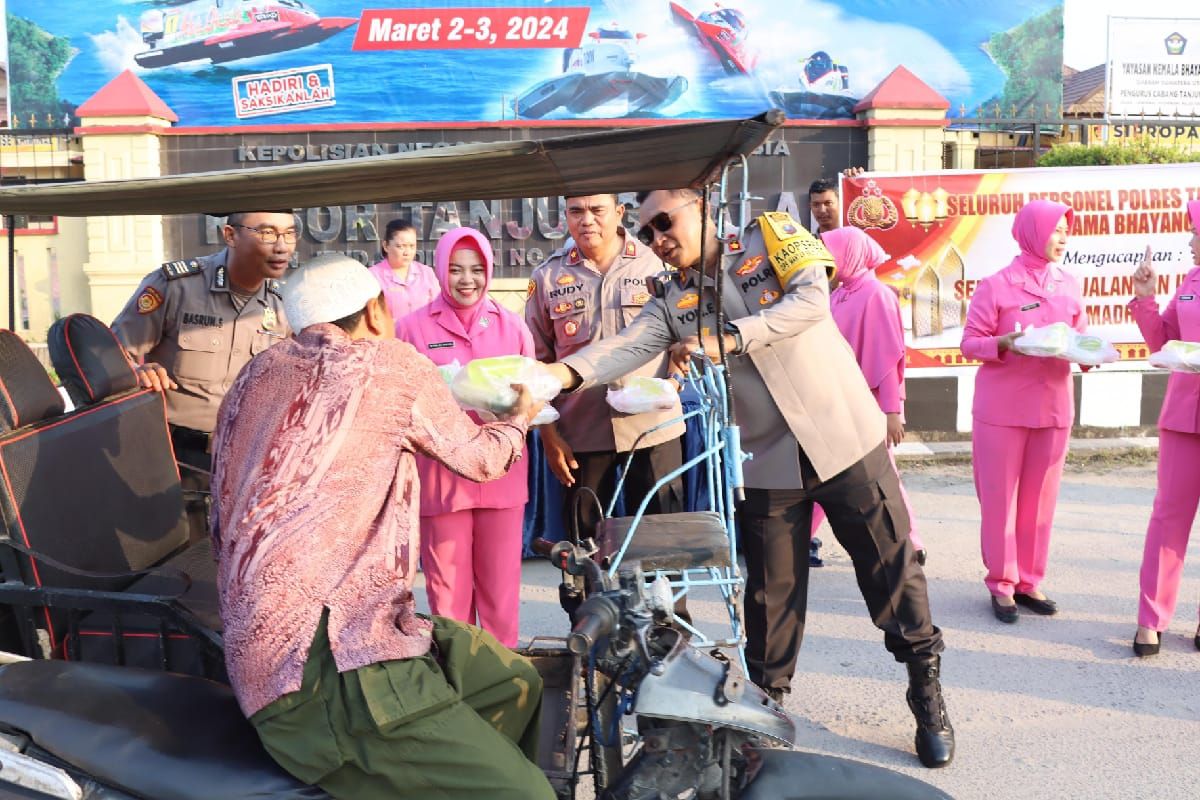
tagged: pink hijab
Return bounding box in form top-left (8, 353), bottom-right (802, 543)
top-left (1189, 199), bottom-right (1200, 232)
top-left (825, 226), bottom-right (905, 393)
top-left (433, 227), bottom-right (497, 337)
top-left (1010, 199), bottom-right (1074, 287)
top-left (822, 227), bottom-right (889, 293)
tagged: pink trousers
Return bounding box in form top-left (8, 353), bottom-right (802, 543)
top-left (1138, 429), bottom-right (1200, 631)
top-left (812, 446), bottom-right (925, 552)
top-left (972, 420), bottom-right (1070, 598)
top-left (421, 506), bottom-right (525, 648)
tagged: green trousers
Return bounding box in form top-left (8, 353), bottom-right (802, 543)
top-left (251, 614), bottom-right (556, 800)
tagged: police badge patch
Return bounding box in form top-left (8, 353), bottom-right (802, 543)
top-left (136, 286), bottom-right (164, 315)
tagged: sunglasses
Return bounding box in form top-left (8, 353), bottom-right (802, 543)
top-left (636, 198), bottom-right (699, 246)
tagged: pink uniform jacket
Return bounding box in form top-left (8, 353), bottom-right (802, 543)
top-left (1131, 266), bottom-right (1200, 434)
top-left (824, 227), bottom-right (906, 417)
top-left (396, 255), bottom-right (534, 516)
top-left (368, 259), bottom-right (439, 329)
top-left (961, 204), bottom-right (1087, 429)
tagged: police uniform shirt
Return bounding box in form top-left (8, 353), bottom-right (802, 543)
top-left (562, 214), bottom-right (885, 488)
top-left (112, 250), bottom-right (290, 433)
top-left (525, 231), bottom-right (684, 453)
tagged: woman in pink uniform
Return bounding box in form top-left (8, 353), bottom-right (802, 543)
top-left (397, 227), bottom-right (534, 647)
top-left (961, 199), bottom-right (1085, 623)
top-left (813, 226), bottom-right (926, 562)
top-left (369, 219), bottom-right (439, 330)
top-left (1129, 199), bottom-right (1200, 656)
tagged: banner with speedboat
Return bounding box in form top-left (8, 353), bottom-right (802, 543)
top-left (7, 0), bottom-right (1061, 128)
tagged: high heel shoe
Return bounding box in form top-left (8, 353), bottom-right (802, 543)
top-left (1133, 630), bottom-right (1160, 657)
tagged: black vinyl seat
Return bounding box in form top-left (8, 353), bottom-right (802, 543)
top-left (0, 316), bottom-right (221, 677)
top-left (0, 659), bottom-right (329, 800)
top-left (596, 511), bottom-right (732, 571)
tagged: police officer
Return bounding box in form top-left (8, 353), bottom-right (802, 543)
top-left (525, 194), bottom-right (685, 540)
top-left (545, 188), bottom-right (954, 770)
top-left (112, 210), bottom-right (295, 541)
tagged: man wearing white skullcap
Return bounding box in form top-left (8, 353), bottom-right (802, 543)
top-left (210, 253), bottom-right (554, 800)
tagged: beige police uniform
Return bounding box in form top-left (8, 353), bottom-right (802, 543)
top-left (112, 250), bottom-right (290, 435)
top-left (527, 230), bottom-right (686, 541)
top-left (112, 250), bottom-right (289, 543)
top-left (562, 213), bottom-right (941, 692)
top-left (525, 232), bottom-right (684, 453)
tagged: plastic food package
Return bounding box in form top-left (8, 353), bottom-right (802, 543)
top-left (1013, 322), bottom-right (1071, 357)
top-left (606, 377), bottom-right (679, 414)
top-left (449, 355), bottom-right (561, 425)
top-left (1148, 340), bottom-right (1200, 374)
top-left (1013, 323), bottom-right (1118, 366)
top-left (436, 359), bottom-right (463, 384)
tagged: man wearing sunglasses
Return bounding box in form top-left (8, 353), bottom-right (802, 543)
top-left (112, 210), bottom-right (295, 542)
top-left (545, 189), bottom-right (953, 770)
top-left (525, 193), bottom-right (685, 542)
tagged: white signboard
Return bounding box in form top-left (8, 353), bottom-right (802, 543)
top-left (1107, 16), bottom-right (1200, 117)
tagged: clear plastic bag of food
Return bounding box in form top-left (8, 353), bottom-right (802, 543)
top-left (1014, 323), bottom-right (1117, 366)
top-left (436, 359), bottom-right (463, 384)
top-left (1148, 340), bottom-right (1200, 373)
top-left (449, 355), bottom-right (561, 424)
top-left (1062, 333), bottom-right (1119, 366)
top-left (606, 377), bottom-right (679, 414)
top-left (1013, 322), bottom-right (1071, 357)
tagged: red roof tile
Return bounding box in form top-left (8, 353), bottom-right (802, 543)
top-left (75, 70), bottom-right (178, 122)
top-left (853, 66), bottom-right (950, 113)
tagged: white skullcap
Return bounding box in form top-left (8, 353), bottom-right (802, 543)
top-left (282, 254), bottom-right (382, 332)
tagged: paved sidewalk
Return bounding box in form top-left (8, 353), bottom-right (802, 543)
top-left (896, 435), bottom-right (1158, 461)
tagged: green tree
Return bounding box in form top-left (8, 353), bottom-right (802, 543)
top-left (984, 6), bottom-right (1063, 118)
top-left (7, 14), bottom-right (74, 122)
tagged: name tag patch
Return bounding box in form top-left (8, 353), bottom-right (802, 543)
top-left (428, 342), bottom-right (455, 349)
top-left (1020, 302), bottom-right (1041, 311)
top-left (1181, 294), bottom-right (1196, 301)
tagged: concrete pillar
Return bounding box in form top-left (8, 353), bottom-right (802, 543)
top-left (78, 117), bottom-right (171, 324)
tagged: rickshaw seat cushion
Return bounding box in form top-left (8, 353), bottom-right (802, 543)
top-left (0, 659), bottom-right (331, 800)
top-left (0, 330), bottom-right (64, 433)
top-left (48, 314), bottom-right (138, 407)
top-left (596, 511), bottom-right (731, 571)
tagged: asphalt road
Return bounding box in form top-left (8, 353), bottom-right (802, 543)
top-left (416, 458), bottom-right (1200, 800)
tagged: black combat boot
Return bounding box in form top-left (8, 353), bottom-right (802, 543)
top-left (905, 656), bottom-right (954, 768)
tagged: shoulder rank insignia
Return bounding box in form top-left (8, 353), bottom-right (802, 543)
top-left (526, 279), bottom-right (536, 300)
top-left (724, 237), bottom-right (743, 255)
top-left (136, 286), bottom-right (164, 315)
top-left (759, 211), bottom-right (833, 284)
top-left (160, 259), bottom-right (203, 280)
top-left (624, 239), bottom-right (637, 257)
top-left (566, 247), bottom-right (581, 264)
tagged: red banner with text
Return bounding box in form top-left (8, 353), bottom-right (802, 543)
top-left (842, 164), bottom-right (1200, 370)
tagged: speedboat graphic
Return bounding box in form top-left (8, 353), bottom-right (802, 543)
top-left (135, 0), bottom-right (356, 68)
top-left (513, 24), bottom-right (688, 119)
top-left (669, 2), bottom-right (757, 75)
top-left (769, 51), bottom-right (857, 119)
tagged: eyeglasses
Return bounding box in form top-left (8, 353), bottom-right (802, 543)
top-left (231, 224), bottom-right (298, 245)
top-left (636, 198), bottom-right (698, 246)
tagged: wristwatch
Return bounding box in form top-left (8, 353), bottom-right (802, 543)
top-left (724, 323), bottom-right (743, 354)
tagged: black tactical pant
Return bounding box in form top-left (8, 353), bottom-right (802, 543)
top-left (563, 438), bottom-right (685, 541)
top-left (738, 442), bottom-right (942, 692)
top-left (169, 425), bottom-right (212, 545)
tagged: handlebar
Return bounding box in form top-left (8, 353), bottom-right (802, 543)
top-left (568, 595), bottom-right (620, 655)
